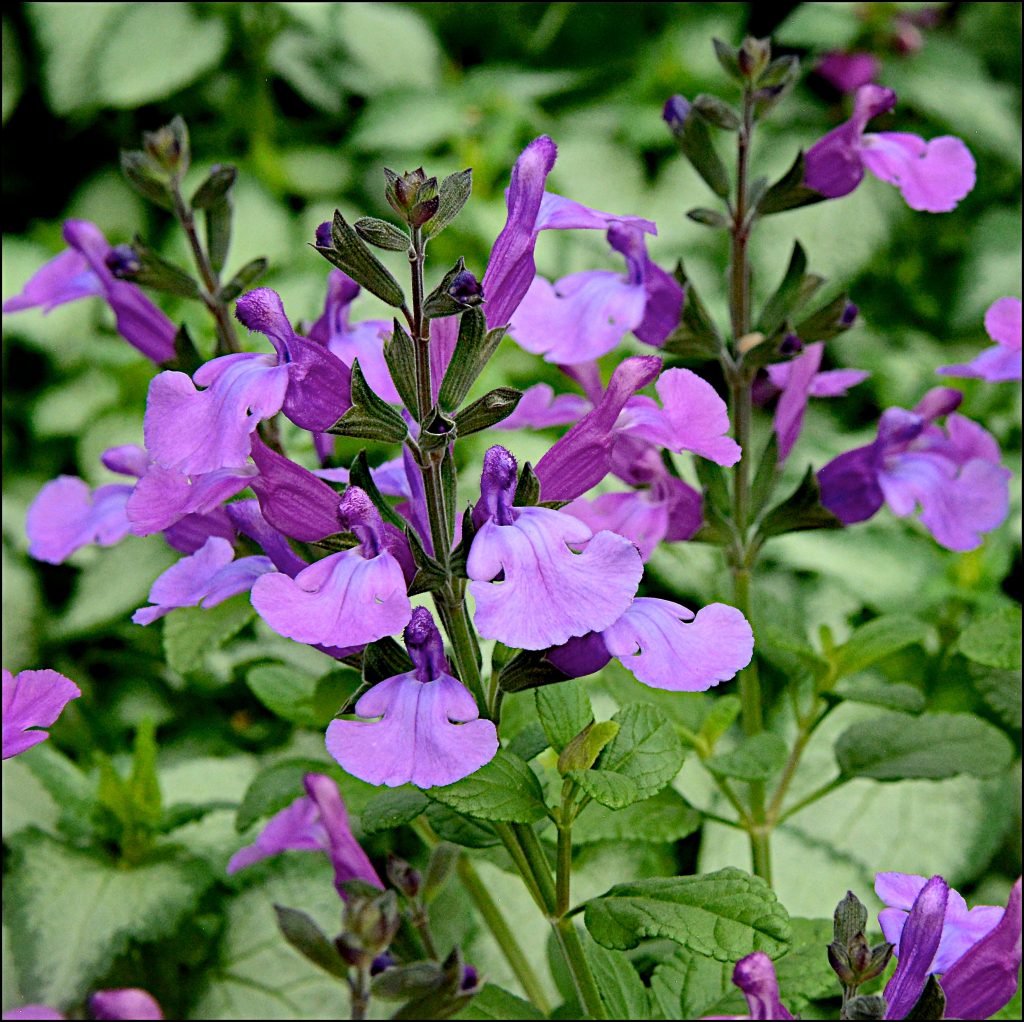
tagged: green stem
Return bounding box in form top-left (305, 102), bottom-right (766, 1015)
top-left (349, 964), bottom-right (370, 1021)
top-left (493, 823), bottom-right (548, 914)
top-left (775, 775), bottom-right (847, 826)
top-left (456, 856), bottom-right (553, 1013)
top-left (553, 918), bottom-right (607, 1020)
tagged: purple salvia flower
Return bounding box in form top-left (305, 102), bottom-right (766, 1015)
top-left (882, 875), bottom-right (949, 1019)
top-left (876, 872), bottom-right (1005, 974)
top-left (938, 296), bottom-right (1022, 382)
top-left (326, 608), bottom-right (498, 788)
top-left (133, 536), bottom-right (274, 625)
top-left (467, 446), bottom-right (642, 650)
top-left (804, 84), bottom-right (976, 212)
top-left (228, 772), bottom-right (383, 898)
top-left (701, 951), bottom-right (794, 1019)
top-left (816, 51), bottom-right (880, 94)
top-left (940, 877), bottom-right (1022, 1021)
top-left (819, 387), bottom-right (1010, 550)
top-left (250, 487), bottom-right (412, 648)
top-left (2, 668), bottom-right (81, 759)
top-left (225, 498), bottom-right (308, 577)
top-left (2, 1009), bottom-right (66, 1020)
top-left (509, 222), bottom-right (683, 362)
top-left (89, 990), bottom-right (164, 1021)
top-left (2, 220), bottom-right (176, 363)
top-left (493, 383), bottom-right (591, 431)
top-left (26, 476), bottom-right (133, 564)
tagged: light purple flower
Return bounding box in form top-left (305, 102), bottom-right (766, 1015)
top-left (495, 383), bottom-right (592, 431)
top-left (225, 498), bottom-right (308, 577)
top-left (326, 608), bottom-right (498, 788)
top-left (89, 990), bottom-right (164, 1020)
top-left (26, 476), bottom-right (133, 564)
top-left (509, 222), bottom-right (683, 362)
top-left (2, 220), bottom-right (177, 363)
top-left (816, 51), bottom-right (880, 94)
top-left (228, 772), bottom-right (383, 897)
top-left (2, 1008), bottom-right (67, 1020)
top-left (702, 952), bottom-right (794, 1020)
top-left (250, 487), bottom-right (412, 648)
top-left (144, 288), bottom-right (351, 475)
top-left (938, 296), bottom-right (1022, 382)
top-left (2, 668), bottom-right (81, 759)
top-left (767, 342), bottom-right (870, 460)
top-left (876, 871), bottom-right (1004, 974)
top-left (804, 84), bottom-right (976, 212)
top-left (467, 446), bottom-right (642, 650)
top-left (819, 387), bottom-right (1010, 550)
top-left (133, 536), bottom-right (274, 625)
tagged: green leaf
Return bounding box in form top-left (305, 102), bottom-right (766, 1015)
top-left (574, 787), bottom-right (701, 845)
top-left (439, 310), bottom-right (507, 413)
top-left (827, 679), bottom-right (926, 715)
top-left (246, 664), bottom-right (361, 728)
top-left (6, 829), bottom-right (209, 1005)
top-left (585, 937), bottom-right (650, 1018)
top-left (129, 719), bottom-right (162, 831)
top-left (424, 804), bottom-right (499, 848)
top-left (835, 712), bottom-right (1014, 781)
top-left (651, 947), bottom-right (737, 1020)
top-left (969, 663), bottom-right (1022, 730)
top-left (831, 616), bottom-right (931, 680)
top-left (694, 696), bottom-right (743, 750)
top-left (361, 787), bottom-right (429, 835)
top-left (506, 722), bottom-right (549, 763)
top-left (427, 750), bottom-right (548, 824)
top-left (705, 733), bottom-right (789, 782)
top-left (425, 169), bottom-right (473, 240)
top-left (163, 593), bottom-right (255, 675)
top-left (274, 905), bottom-right (348, 980)
top-left (193, 856), bottom-right (351, 1019)
top-left (959, 606), bottom-right (1022, 671)
top-left (758, 242), bottom-right (811, 336)
top-left (15, 743), bottom-right (94, 841)
top-left (758, 467), bottom-right (841, 539)
top-left (585, 867), bottom-right (791, 959)
top-left (454, 983), bottom-right (545, 1020)
top-left (354, 216), bottom-right (410, 252)
top-left (661, 261), bottom-right (724, 360)
top-left (570, 769), bottom-right (642, 809)
top-left (558, 721), bottom-right (620, 774)
top-left (536, 680), bottom-right (593, 752)
top-left (756, 151), bottom-right (825, 216)
top-left (2, 16), bottom-right (22, 124)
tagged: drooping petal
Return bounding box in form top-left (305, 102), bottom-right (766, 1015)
top-left (731, 952), bottom-right (794, 1020)
top-left (818, 443), bottom-right (886, 524)
top-left (133, 536), bottom-right (273, 625)
top-left (251, 547), bottom-right (411, 648)
top-left (226, 793), bottom-right (326, 874)
top-left (883, 876), bottom-right (949, 1020)
top-left (327, 319), bottom-right (399, 404)
top-left (663, 477), bottom-right (705, 542)
top-left (861, 132), bottom-right (976, 213)
top-left (804, 85), bottom-right (897, 198)
top-left (326, 671), bottom-right (498, 788)
top-left (941, 878), bottom-right (1022, 1022)
top-left (162, 508), bottom-right (236, 555)
top-left (634, 257), bottom-right (684, 347)
top-left (939, 296), bottom-right (1022, 382)
top-left (623, 367), bottom-right (741, 466)
top-left (225, 498), bottom-right (308, 577)
top-left (126, 464), bottom-right (255, 536)
top-left (534, 355), bottom-right (662, 501)
top-left (2, 246), bottom-right (100, 313)
top-left (26, 477), bottom-right (132, 564)
top-left (495, 383), bottom-right (591, 430)
top-left (534, 192), bottom-right (657, 234)
top-left (467, 507), bottom-right (642, 649)
top-left (2, 668), bottom-right (81, 759)
top-left (144, 356), bottom-right (289, 474)
top-left (601, 598), bottom-right (754, 692)
top-left (89, 990), bottom-right (163, 1021)
top-left (308, 269), bottom-right (362, 343)
top-left (773, 343), bottom-right (824, 461)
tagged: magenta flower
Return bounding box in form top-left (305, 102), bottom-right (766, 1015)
top-left (2, 667), bottom-right (81, 759)
top-left (880, 874), bottom-right (1022, 1020)
top-left (250, 487), bottom-right (412, 648)
top-left (702, 952), bottom-right (794, 1020)
top-left (509, 221), bottom-right (683, 362)
top-left (326, 608), bottom-right (498, 788)
top-left (133, 536), bottom-right (274, 625)
top-left (228, 772), bottom-right (383, 897)
top-left (467, 446), bottom-right (642, 650)
top-left (767, 342), bottom-right (870, 460)
top-left (816, 51), bottom-right (880, 94)
top-left (876, 871), bottom-right (1004, 974)
top-left (143, 288), bottom-right (351, 475)
top-left (89, 990), bottom-right (164, 1021)
top-left (938, 296), bottom-right (1022, 382)
top-left (819, 387), bottom-right (1010, 551)
top-left (804, 84), bottom-right (976, 212)
top-left (2, 220), bottom-right (176, 363)
top-left (2, 1009), bottom-right (67, 1020)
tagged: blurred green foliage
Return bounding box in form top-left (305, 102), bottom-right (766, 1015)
top-left (1, 3), bottom-right (1021, 1018)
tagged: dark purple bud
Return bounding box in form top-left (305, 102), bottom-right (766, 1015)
top-left (371, 952), bottom-right (396, 976)
top-left (404, 607), bottom-right (449, 683)
top-left (461, 965), bottom-right (480, 992)
top-left (105, 244), bottom-right (143, 279)
top-left (448, 269), bottom-right (484, 307)
top-left (315, 221), bottom-right (333, 248)
top-left (338, 487), bottom-right (385, 558)
top-left (828, 942), bottom-right (857, 985)
top-left (779, 332), bottom-right (803, 355)
top-left (663, 95), bottom-right (692, 137)
top-left (841, 301), bottom-right (859, 327)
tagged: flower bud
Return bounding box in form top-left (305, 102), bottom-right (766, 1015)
top-left (342, 889), bottom-right (402, 961)
top-left (142, 116), bottom-right (189, 177)
top-left (779, 332), bottom-right (803, 355)
top-left (662, 95), bottom-right (692, 138)
top-left (448, 269), bottom-right (484, 308)
top-left (386, 854), bottom-right (422, 900)
top-left (738, 36), bottom-right (772, 79)
top-left (841, 301), bottom-right (859, 327)
top-left (105, 244), bottom-right (143, 279)
top-left (385, 167), bottom-right (441, 228)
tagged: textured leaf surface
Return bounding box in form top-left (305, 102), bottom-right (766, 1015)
top-left (427, 750), bottom-right (547, 823)
top-left (164, 594), bottom-right (255, 675)
top-left (959, 607), bottom-right (1022, 671)
top-left (535, 680), bottom-right (593, 752)
top-left (361, 786), bottom-right (429, 835)
top-left (705, 733), bottom-right (788, 782)
top-left (573, 787), bottom-right (701, 845)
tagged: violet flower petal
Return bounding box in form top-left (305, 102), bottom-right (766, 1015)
top-left (545, 632), bottom-right (613, 680)
top-left (2, 247), bottom-right (100, 313)
top-left (467, 507), bottom-right (642, 650)
top-left (731, 952), bottom-right (794, 1020)
top-left (534, 192), bottom-right (657, 234)
top-left (326, 671), bottom-right (498, 788)
top-left (126, 464), bottom-right (255, 536)
top-left (162, 508), bottom-right (236, 555)
top-left (817, 51), bottom-right (880, 94)
top-left (861, 132), bottom-right (976, 213)
top-left (494, 383), bottom-right (591, 431)
top-left (562, 490), bottom-right (670, 561)
top-left (26, 477), bottom-right (132, 564)
top-left (101, 444), bottom-right (151, 478)
top-left (89, 990), bottom-right (163, 1021)
top-left (941, 878), bottom-right (1022, 1021)
top-left (2, 668), bottom-right (81, 760)
top-left (818, 443), bottom-right (886, 524)
top-left (251, 548), bottom-right (411, 648)
top-left (534, 355), bottom-right (662, 501)
top-left (601, 598), bottom-right (754, 692)
top-left (939, 297), bottom-right (1022, 382)
top-left (327, 319), bottom-right (400, 404)
top-left (883, 875), bottom-right (949, 1019)
top-left (225, 498), bottom-right (308, 577)
top-left (2, 1008), bottom-right (67, 1020)
top-left (774, 342), bottom-right (824, 461)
